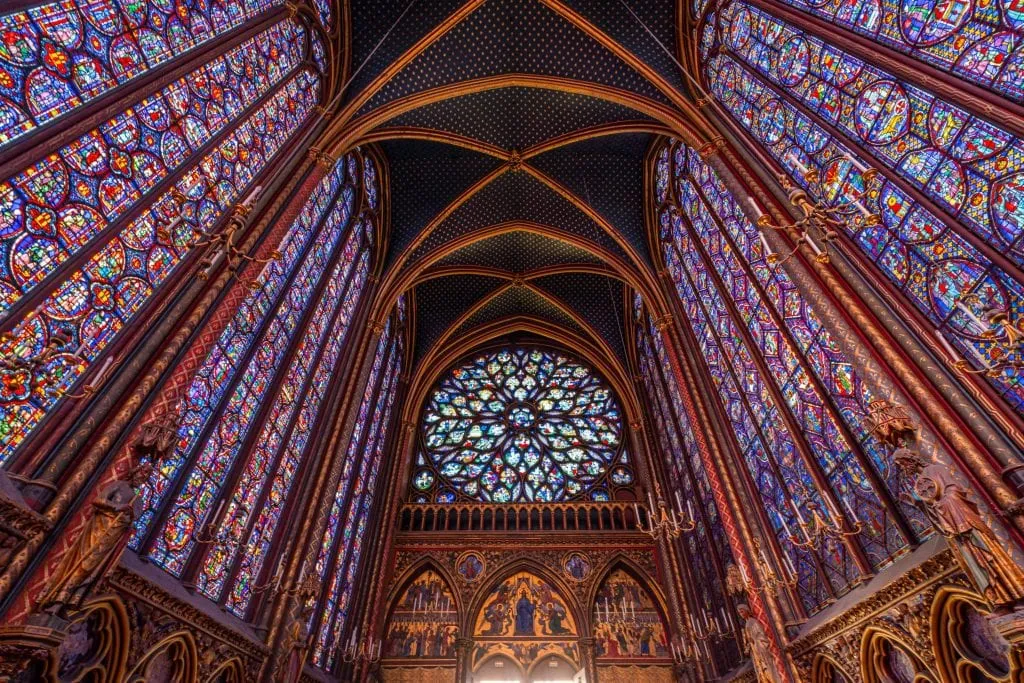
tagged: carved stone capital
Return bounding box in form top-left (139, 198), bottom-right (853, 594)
top-left (652, 315), bottom-right (674, 331)
top-left (0, 624), bottom-right (63, 681)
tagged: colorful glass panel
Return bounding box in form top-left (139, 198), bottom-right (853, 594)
top-left (0, 69), bottom-right (319, 466)
top-left (313, 327), bottom-right (402, 669)
top-left (0, 20), bottom-right (306, 316)
top-left (704, 50), bottom-right (1024, 415)
top-left (196, 228), bottom-right (371, 612)
top-left (724, 3), bottom-right (1024, 271)
top-left (413, 347), bottom-right (630, 503)
top-left (0, 0), bottom-right (286, 148)
top-left (147, 165), bottom-right (354, 575)
top-left (758, 0), bottom-right (1024, 102)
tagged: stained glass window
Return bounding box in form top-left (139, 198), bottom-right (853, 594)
top-left (410, 347), bottom-right (633, 504)
top-left (737, 0), bottom-right (1024, 102)
top-left (312, 302), bottom-right (405, 670)
top-left (0, 68), bottom-right (320, 466)
top-left (656, 138), bottom-right (929, 611)
top-left (633, 295), bottom-right (741, 670)
top-left (0, 19), bottom-right (306, 316)
top-left (0, 0), bottom-right (285, 148)
top-left (702, 3), bottom-right (1024, 418)
top-left (133, 154), bottom-right (359, 576)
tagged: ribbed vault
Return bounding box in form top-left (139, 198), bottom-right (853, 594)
top-left (326, 0), bottom-right (711, 374)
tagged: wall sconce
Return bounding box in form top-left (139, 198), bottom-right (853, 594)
top-left (635, 489), bottom-right (696, 540)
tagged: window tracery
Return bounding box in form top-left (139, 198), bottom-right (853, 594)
top-left (410, 347), bottom-right (633, 504)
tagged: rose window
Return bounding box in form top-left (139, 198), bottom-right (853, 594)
top-left (411, 347), bottom-right (633, 503)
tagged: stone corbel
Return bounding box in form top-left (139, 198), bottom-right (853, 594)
top-left (0, 469), bottom-right (51, 571)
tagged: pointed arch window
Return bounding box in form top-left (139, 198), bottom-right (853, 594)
top-left (656, 140), bottom-right (926, 612)
top-left (130, 153), bottom-right (377, 619)
top-left (702, 1), bottom-right (1024, 418)
top-left (312, 299), bottom-right (406, 671)
top-left (0, 19), bottom-right (319, 466)
top-left (0, 0), bottom-right (286, 148)
top-left (632, 295), bottom-right (741, 670)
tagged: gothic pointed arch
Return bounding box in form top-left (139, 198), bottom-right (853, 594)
top-left (54, 598), bottom-right (130, 683)
top-left (381, 561), bottom-right (461, 661)
top-left (930, 586), bottom-right (1023, 683)
top-left (125, 632), bottom-right (198, 683)
top-left (589, 561), bottom-right (672, 662)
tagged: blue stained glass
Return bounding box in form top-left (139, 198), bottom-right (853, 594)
top-left (0, 0), bottom-right (286, 149)
top-left (0, 69), bottom-right (320, 467)
top-left (704, 38), bottom-right (1024, 416)
top-left (130, 153), bottom-right (350, 551)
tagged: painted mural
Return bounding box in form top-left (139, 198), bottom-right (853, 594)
top-left (384, 570), bottom-right (458, 659)
top-left (593, 570), bottom-right (670, 660)
top-left (474, 572), bottom-right (577, 638)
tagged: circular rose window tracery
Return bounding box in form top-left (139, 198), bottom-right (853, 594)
top-left (410, 347), bottom-right (632, 503)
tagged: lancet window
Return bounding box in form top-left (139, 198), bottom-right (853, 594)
top-left (0, 9), bottom-right (321, 465)
top-left (656, 140), bottom-right (926, 612)
top-left (311, 299), bottom-right (406, 671)
top-left (129, 152), bottom-right (376, 619)
top-left (700, 0), bottom-right (1024, 417)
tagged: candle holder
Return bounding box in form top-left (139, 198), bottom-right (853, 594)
top-left (728, 539), bottom-right (798, 599)
top-left (748, 154), bottom-right (882, 268)
top-left (193, 500), bottom-right (248, 550)
top-left (780, 498), bottom-right (862, 551)
top-left (635, 490), bottom-right (696, 541)
top-left (0, 328), bottom-right (118, 400)
top-left (176, 184), bottom-right (280, 287)
top-left (342, 634), bottom-right (382, 664)
top-left (934, 294), bottom-right (1024, 378)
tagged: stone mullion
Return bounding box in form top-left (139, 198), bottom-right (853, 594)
top-left (350, 378), bottom-right (410, 682)
top-left (0, 8), bottom-right (288, 180)
top-left (655, 311), bottom-right (796, 682)
top-left (0, 60), bottom-right (310, 341)
top-left (256, 280), bottom-right (380, 682)
top-left (137, 160), bottom-right (347, 560)
top-left (178, 196), bottom-right (362, 591)
top-left (703, 123), bottom-right (1024, 543)
top-left (740, 0), bottom-right (1024, 140)
top-left (323, 352), bottom-right (398, 676)
top-left (0, 122), bottom-right (325, 621)
top-left (687, 174), bottom-right (918, 548)
top-left (716, 45), bottom-right (1024, 300)
top-left (217, 242), bottom-right (368, 610)
top-left (664, 234), bottom-right (846, 597)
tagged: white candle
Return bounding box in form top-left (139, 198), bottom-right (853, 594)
top-left (242, 185), bottom-right (263, 209)
top-left (956, 301), bottom-right (988, 334)
top-left (738, 561), bottom-right (749, 583)
top-left (787, 153), bottom-right (809, 176)
top-left (758, 231), bottom-right (774, 257)
top-left (842, 494), bottom-right (860, 524)
top-left (935, 330), bottom-right (959, 360)
top-left (846, 154), bottom-right (869, 173)
top-left (648, 490), bottom-right (656, 511)
top-left (674, 489), bottom-right (683, 511)
top-left (747, 196), bottom-right (765, 219)
top-left (687, 500), bottom-right (694, 522)
top-left (782, 551), bottom-right (797, 579)
top-left (212, 499), bottom-right (225, 523)
top-left (853, 198), bottom-right (872, 218)
top-left (780, 513), bottom-right (794, 540)
top-left (90, 356), bottom-right (114, 387)
top-left (805, 235), bottom-right (824, 257)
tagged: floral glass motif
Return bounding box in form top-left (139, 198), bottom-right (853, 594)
top-left (0, 0), bottom-right (285, 148)
top-left (703, 15), bottom-right (1024, 416)
top-left (313, 312), bottom-right (404, 670)
top-left (0, 20), bottom-right (306, 316)
top-left (413, 347), bottom-right (631, 503)
top-left (383, 570), bottom-right (459, 659)
top-left (0, 68), bottom-right (320, 466)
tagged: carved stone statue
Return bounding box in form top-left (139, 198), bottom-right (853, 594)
top-left (737, 604), bottom-right (781, 683)
top-left (133, 410), bottom-right (181, 463)
top-left (894, 449), bottom-right (1024, 612)
top-left (35, 463), bottom-right (152, 616)
top-left (725, 563), bottom-right (746, 598)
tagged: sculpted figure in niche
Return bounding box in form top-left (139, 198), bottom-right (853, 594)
top-left (36, 462), bottom-right (152, 616)
top-left (894, 449), bottom-right (1024, 612)
top-left (737, 604), bottom-right (780, 683)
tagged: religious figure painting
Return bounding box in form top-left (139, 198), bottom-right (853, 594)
top-left (384, 570), bottom-right (458, 659)
top-left (474, 572), bottom-right (577, 639)
top-left (457, 552), bottom-right (485, 582)
top-left (564, 552), bottom-right (591, 581)
top-left (593, 570), bottom-right (670, 659)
